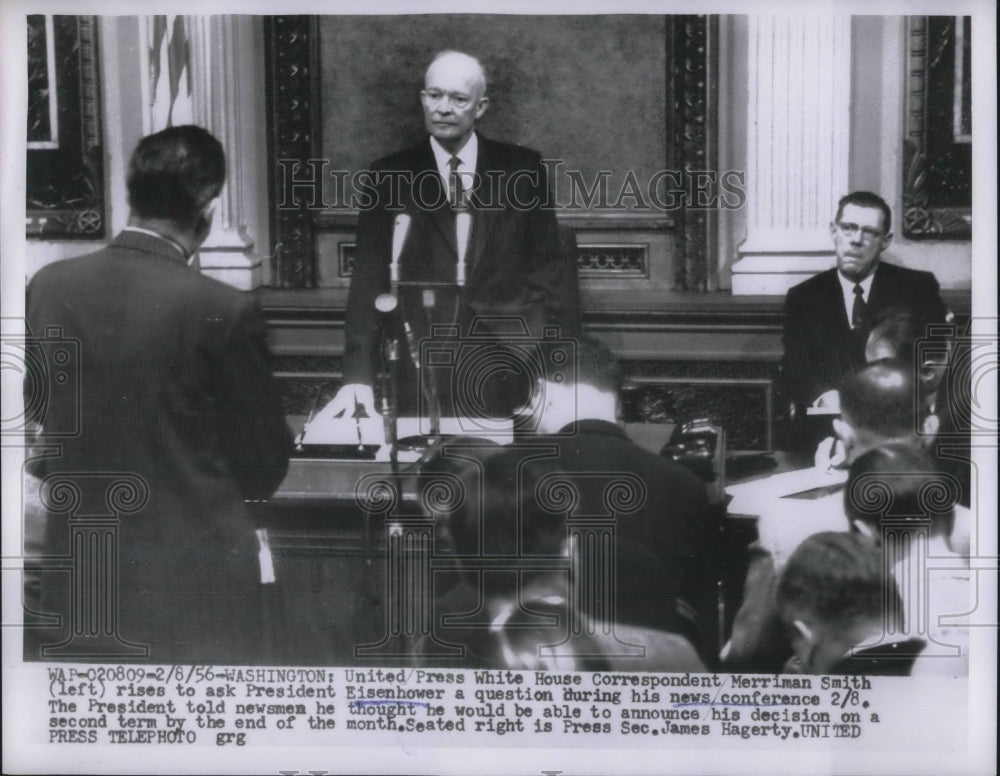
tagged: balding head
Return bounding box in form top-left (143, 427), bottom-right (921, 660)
top-left (834, 360), bottom-right (935, 462)
top-left (426, 51), bottom-right (487, 94)
top-left (421, 51), bottom-right (490, 153)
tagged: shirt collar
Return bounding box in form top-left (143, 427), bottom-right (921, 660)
top-left (837, 265), bottom-right (877, 299)
top-left (430, 132), bottom-right (478, 179)
top-left (122, 226), bottom-right (191, 262)
top-left (837, 264), bottom-right (878, 325)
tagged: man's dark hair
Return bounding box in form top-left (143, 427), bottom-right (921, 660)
top-left (435, 450), bottom-right (567, 597)
top-left (867, 306), bottom-right (927, 365)
top-left (835, 190), bottom-right (892, 234)
top-left (867, 306), bottom-right (950, 400)
top-left (127, 125), bottom-right (226, 227)
top-left (567, 336), bottom-right (625, 394)
top-left (839, 360), bottom-right (921, 439)
top-left (776, 531), bottom-right (901, 631)
top-left (845, 443), bottom-right (957, 539)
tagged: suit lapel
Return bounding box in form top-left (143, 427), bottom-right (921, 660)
top-left (410, 140), bottom-right (458, 258)
top-left (822, 270), bottom-right (851, 333)
top-left (467, 137), bottom-right (501, 276)
top-left (866, 263), bottom-right (889, 312)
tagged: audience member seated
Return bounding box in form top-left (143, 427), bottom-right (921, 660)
top-left (819, 359), bottom-right (936, 469)
top-left (776, 531), bottom-right (924, 676)
top-left (415, 439), bottom-right (705, 672)
top-left (757, 360), bottom-right (962, 565)
top-left (415, 442), bottom-right (570, 664)
top-left (522, 336), bottom-right (717, 660)
top-left (820, 359), bottom-right (972, 555)
top-left (725, 359), bottom-right (957, 673)
top-left (845, 444), bottom-right (970, 675)
top-left (725, 432), bottom-right (970, 674)
top-left (864, 305), bottom-right (972, 511)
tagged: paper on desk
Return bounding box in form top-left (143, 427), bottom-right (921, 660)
top-left (299, 415), bottom-right (515, 451)
top-left (725, 465), bottom-right (848, 517)
top-left (805, 406), bottom-right (841, 416)
top-left (300, 416), bottom-right (386, 447)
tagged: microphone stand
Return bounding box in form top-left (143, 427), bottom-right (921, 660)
top-left (421, 289), bottom-right (441, 438)
top-left (381, 334), bottom-right (400, 475)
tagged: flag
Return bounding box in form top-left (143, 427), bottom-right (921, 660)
top-left (148, 15), bottom-right (192, 130)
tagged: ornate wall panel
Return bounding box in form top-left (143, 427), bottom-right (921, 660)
top-left (26, 16), bottom-right (104, 239)
top-left (671, 15), bottom-right (718, 291)
top-left (264, 16), bottom-right (321, 287)
top-left (902, 16), bottom-right (972, 239)
top-left (265, 15), bottom-right (718, 299)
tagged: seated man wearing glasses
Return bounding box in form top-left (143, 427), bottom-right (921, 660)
top-left (781, 190), bottom-right (948, 452)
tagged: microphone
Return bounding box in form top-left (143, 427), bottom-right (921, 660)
top-left (390, 213), bottom-right (411, 295)
top-left (455, 211), bottom-right (471, 287)
top-left (375, 291), bottom-right (399, 320)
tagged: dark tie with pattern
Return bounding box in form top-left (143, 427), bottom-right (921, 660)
top-left (851, 283), bottom-right (866, 330)
top-left (449, 155), bottom-right (467, 210)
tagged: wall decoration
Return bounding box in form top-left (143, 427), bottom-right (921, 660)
top-left (26, 16), bottom-right (104, 240)
top-left (902, 16), bottom-right (972, 240)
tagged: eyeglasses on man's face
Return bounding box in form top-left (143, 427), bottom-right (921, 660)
top-left (421, 89), bottom-right (474, 110)
top-left (835, 221), bottom-right (885, 242)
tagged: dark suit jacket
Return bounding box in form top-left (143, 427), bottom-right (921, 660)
top-left (26, 231), bottom-right (292, 662)
top-left (533, 421), bottom-right (715, 642)
top-left (782, 262), bottom-right (947, 422)
top-left (343, 135), bottom-right (580, 415)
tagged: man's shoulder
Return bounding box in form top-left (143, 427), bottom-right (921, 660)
top-left (876, 261), bottom-right (940, 287)
top-left (369, 135), bottom-right (542, 170)
top-left (477, 135), bottom-right (542, 164)
top-left (787, 267), bottom-right (838, 297)
top-left (562, 422), bottom-right (708, 493)
top-left (29, 240), bottom-right (255, 313)
top-left (369, 139), bottom-right (431, 170)
top-left (29, 246), bottom-right (110, 287)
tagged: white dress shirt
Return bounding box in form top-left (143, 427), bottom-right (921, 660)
top-left (836, 268), bottom-right (876, 327)
top-left (429, 133), bottom-right (478, 202)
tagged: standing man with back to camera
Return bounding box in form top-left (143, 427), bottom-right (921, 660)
top-left (781, 191), bottom-right (948, 452)
top-left (26, 125), bottom-right (292, 663)
top-left (319, 50), bottom-right (580, 426)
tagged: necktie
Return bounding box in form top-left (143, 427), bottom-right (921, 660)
top-left (449, 155), bottom-right (467, 209)
top-left (851, 283), bottom-right (866, 330)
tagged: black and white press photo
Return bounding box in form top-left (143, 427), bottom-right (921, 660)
top-left (1, 2), bottom-right (995, 775)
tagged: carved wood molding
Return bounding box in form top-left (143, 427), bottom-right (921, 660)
top-left (26, 16), bottom-right (104, 239)
top-left (902, 16), bottom-right (972, 240)
top-left (265, 15), bottom-right (718, 291)
top-left (670, 15), bottom-right (718, 291)
top-left (265, 16), bottom-right (320, 288)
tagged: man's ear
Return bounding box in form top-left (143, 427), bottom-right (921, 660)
top-left (193, 200), bottom-right (216, 246)
top-left (879, 231), bottom-right (894, 251)
top-left (474, 96), bottom-right (490, 120)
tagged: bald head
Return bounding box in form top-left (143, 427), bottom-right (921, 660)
top-left (839, 361), bottom-right (919, 439)
top-left (426, 51), bottom-right (487, 93)
top-left (833, 360), bottom-right (933, 462)
top-left (421, 51), bottom-right (490, 153)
